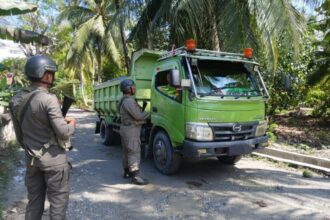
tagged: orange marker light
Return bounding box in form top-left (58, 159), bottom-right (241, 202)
top-left (185, 39), bottom-right (196, 51)
top-left (244, 48), bottom-right (253, 58)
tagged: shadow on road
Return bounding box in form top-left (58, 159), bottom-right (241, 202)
top-left (64, 111), bottom-right (329, 220)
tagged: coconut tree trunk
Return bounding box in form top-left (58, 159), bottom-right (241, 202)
top-left (115, 0), bottom-right (131, 73)
top-left (97, 39), bottom-right (102, 83)
top-left (147, 25), bottom-right (153, 50)
top-left (208, 0), bottom-right (220, 51)
top-left (78, 63), bottom-right (87, 106)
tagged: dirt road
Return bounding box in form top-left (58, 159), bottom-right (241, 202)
top-left (3, 110), bottom-right (330, 220)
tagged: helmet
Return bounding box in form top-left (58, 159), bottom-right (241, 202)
top-left (120, 79), bottom-right (135, 93)
top-left (25, 55), bottom-right (57, 80)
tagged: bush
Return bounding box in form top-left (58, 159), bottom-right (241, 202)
top-left (267, 131), bottom-right (277, 143)
top-left (305, 85), bottom-right (330, 118)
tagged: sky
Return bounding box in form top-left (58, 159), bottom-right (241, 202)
top-left (0, 39), bottom-right (25, 62)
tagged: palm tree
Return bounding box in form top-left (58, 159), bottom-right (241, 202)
top-left (130, 0), bottom-right (320, 71)
top-left (59, 0), bottom-right (122, 83)
top-left (308, 0), bottom-right (329, 86)
top-left (115, 0), bottom-right (131, 72)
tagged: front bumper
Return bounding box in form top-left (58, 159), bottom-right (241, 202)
top-left (182, 135), bottom-right (268, 158)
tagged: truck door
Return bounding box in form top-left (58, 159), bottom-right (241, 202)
top-left (151, 66), bottom-right (185, 146)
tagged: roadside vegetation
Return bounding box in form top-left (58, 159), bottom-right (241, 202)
top-left (0, 142), bottom-right (20, 219)
top-left (0, 0), bottom-right (329, 204)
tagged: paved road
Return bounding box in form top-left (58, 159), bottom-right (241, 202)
top-left (3, 110), bottom-right (330, 220)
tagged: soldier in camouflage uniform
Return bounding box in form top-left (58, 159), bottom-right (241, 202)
top-left (119, 79), bottom-right (149, 185)
top-left (9, 56), bottom-right (76, 220)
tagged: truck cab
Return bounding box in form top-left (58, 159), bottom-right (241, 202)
top-left (94, 45), bottom-right (269, 175)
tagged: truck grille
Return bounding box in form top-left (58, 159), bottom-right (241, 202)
top-left (209, 122), bottom-right (258, 141)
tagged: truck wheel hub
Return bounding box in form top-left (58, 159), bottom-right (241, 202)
top-left (155, 140), bottom-right (167, 165)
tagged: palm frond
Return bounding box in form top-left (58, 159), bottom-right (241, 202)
top-left (104, 31), bottom-right (121, 67)
top-left (58, 6), bottom-right (95, 27)
top-left (248, 0), bottom-right (306, 60)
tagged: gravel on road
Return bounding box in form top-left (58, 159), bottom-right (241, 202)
top-left (3, 109), bottom-right (330, 220)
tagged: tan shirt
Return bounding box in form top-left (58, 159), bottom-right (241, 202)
top-left (119, 95), bottom-right (149, 126)
top-left (9, 85), bottom-right (75, 168)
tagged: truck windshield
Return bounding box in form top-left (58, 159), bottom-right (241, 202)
top-left (189, 59), bottom-right (262, 98)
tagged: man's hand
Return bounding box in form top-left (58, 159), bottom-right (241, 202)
top-left (65, 117), bottom-right (77, 126)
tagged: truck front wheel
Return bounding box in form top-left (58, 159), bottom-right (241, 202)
top-left (100, 120), bottom-right (113, 146)
top-left (217, 155), bottom-right (242, 165)
top-left (153, 131), bottom-right (181, 175)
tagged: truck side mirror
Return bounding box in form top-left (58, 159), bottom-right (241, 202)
top-left (284, 74), bottom-right (291, 90)
top-left (170, 69), bottom-right (181, 87)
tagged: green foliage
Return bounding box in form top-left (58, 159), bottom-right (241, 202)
top-left (305, 85), bottom-right (330, 118)
top-left (302, 170), bottom-right (313, 178)
top-left (102, 58), bottom-right (127, 81)
top-left (303, 0), bottom-right (330, 117)
top-left (0, 58), bottom-right (28, 108)
top-left (264, 33), bottom-right (314, 115)
top-left (0, 143), bottom-right (20, 218)
top-left (307, 0), bottom-right (330, 86)
top-left (1, 58), bottom-right (28, 87)
top-left (296, 143), bottom-right (311, 151)
top-left (268, 123), bottom-right (278, 133)
top-left (267, 131), bottom-right (277, 143)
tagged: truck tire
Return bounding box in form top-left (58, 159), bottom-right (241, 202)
top-left (217, 155), bottom-right (242, 165)
top-left (153, 131), bottom-right (181, 175)
top-left (100, 120), bottom-right (113, 146)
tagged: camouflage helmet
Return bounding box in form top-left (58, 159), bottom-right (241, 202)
top-left (25, 55), bottom-right (57, 80)
top-left (120, 79), bottom-right (135, 93)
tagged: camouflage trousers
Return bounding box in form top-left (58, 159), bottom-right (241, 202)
top-left (120, 125), bottom-right (141, 172)
top-left (25, 162), bottom-right (70, 220)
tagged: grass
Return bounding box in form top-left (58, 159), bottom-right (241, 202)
top-left (0, 142), bottom-right (20, 219)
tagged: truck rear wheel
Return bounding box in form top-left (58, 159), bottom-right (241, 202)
top-left (153, 131), bottom-right (181, 175)
top-left (100, 120), bottom-right (113, 146)
top-left (217, 155), bottom-right (242, 165)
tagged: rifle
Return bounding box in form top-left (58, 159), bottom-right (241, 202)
top-left (61, 95), bottom-right (75, 117)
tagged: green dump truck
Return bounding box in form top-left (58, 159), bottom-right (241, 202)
top-left (94, 45), bottom-right (269, 174)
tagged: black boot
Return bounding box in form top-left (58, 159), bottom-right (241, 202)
top-left (123, 168), bottom-right (132, 179)
top-left (131, 170), bottom-right (149, 185)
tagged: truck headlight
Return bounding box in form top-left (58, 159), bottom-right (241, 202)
top-left (186, 122), bottom-right (213, 141)
top-left (255, 121), bottom-right (268, 137)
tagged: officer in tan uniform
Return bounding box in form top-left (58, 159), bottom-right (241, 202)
top-left (9, 55), bottom-right (76, 220)
top-left (119, 79), bottom-right (149, 185)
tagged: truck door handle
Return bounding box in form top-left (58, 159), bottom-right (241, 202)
top-left (152, 107), bottom-right (158, 112)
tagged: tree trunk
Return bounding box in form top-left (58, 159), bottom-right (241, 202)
top-left (92, 56), bottom-right (95, 85)
top-left (208, 0), bottom-right (220, 51)
top-left (97, 40), bottom-right (102, 83)
top-left (147, 24), bottom-right (153, 49)
top-left (115, 0), bottom-right (131, 73)
top-left (78, 63), bottom-right (87, 106)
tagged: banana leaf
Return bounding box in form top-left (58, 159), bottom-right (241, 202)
top-left (0, 26), bottom-right (52, 46)
top-left (0, 63), bottom-right (9, 72)
top-left (0, 100), bottom-right (9, 107)
top-left (0, 2), bottom-right (37, 16)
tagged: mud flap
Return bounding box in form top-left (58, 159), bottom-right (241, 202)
top-left (95, 121), bottom-right (100, 134)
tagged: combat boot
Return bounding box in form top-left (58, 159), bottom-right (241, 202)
top-left (131, 170), bottom-right (149, 185)
top-left (123, 168), bottom-right (132, 179)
